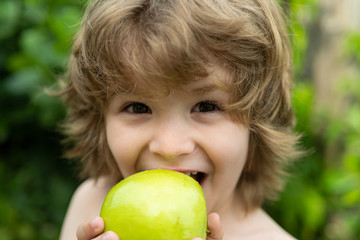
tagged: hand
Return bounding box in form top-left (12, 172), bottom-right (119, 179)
top-left (193, 212), bottom-right (224, 240)
top-left (76, 217), bottom-right (119, 240)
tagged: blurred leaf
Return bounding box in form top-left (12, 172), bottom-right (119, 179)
top-left (23, 0), bottom-right (47, 25)
top-left (342, 188), bottom-right (360, 207)
top-left (302, 187), bottom-right (326, 232)
top-left (0, 120), bottom-right (8, 143)
top-left (0, 228), bottom-right (12, 240)
top-left (292, 82), bottom-right (313, 134)
top-left (6, 52), bottom-right (34, 72)
top-left (325, 119), bottom-right (344, 144)
top-left (49, 6), bottom-right (82, 50)
top-left (4, 67), bottom-right (43, 96)
top-left (20, 28), bottom-right (67, 68)
top-left (0, 0), bottom-right (20, 40)
top-left (323, 170), bottom-right (360, 195)
top-left (345, 106), bottom-right (360, 132)
top-left (30, 92), bottom-right (65, 127)
top-left (344, 154), bottom-right (360, 173)
top-left (18, 223), bottom-right (36, 240)
top-left (292, 22), bottom-right (307, 75)
top-left (0, 197), bottom-right (17, 225)
top-left (290, 0), bottom-right (318, 20)
top-left (345, 32), bottom-right (360, 62)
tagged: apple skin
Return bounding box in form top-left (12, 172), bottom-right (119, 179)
top-left (100, 169), bottom-right (207, 240)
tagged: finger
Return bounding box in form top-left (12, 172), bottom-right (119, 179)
top-left (207, 212), bottom-right (223, 240)
top-left (93, 231), bottom-right (119, 240)
top-left (76, 217), bottom-right (104, 240)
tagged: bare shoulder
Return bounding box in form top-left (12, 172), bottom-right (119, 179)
top-left (71, 176), bottom-right (115, 205)
top-left (246, 209), bottom-right (296, 240)
top-left (227, 208), bottom-right (296, 240)
top-left (59, 176), bottom-right (116, 240)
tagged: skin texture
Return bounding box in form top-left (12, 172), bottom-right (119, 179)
top-left (60, 66), bottom-right (295, 240)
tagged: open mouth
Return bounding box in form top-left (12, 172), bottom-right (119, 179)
top-left (140, 169), bottom-right (206, 186)
top-left (182, 171), bottom-right (206, 185)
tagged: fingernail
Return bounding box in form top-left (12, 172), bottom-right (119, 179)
top-left (102, 232), bottom-right (112, 240)
top-left (91, 217), bottom-right (101, 229)
top-left (102, 235), bottom-right (109, 240)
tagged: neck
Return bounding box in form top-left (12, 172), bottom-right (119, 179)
top-left (215, 192), bottom-right (247, 223)
top-left (214, 194), bottom-right (267, 240)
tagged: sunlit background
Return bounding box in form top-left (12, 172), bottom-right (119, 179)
top-left (0, 0), bottom-right (359, 239)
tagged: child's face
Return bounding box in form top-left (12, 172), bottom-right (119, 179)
top-left (105, 65), bottom-right (250, 213)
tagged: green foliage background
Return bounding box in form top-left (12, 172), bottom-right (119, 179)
top-left (0, 0), bottom-right (359, 239)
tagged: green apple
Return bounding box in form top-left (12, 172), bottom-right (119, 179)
top-left (100, 169), bottom-right (207, 240)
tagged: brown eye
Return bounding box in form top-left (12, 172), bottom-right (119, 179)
top-left (192, 101), bottom-right (221, 113)
top-left (125, 102), bottom-right (151, 114)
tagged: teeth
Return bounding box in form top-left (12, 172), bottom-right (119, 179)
top-left (191, 171), bottom-right (198, 175)
top-left (183, 171), bottom-right (198, 176)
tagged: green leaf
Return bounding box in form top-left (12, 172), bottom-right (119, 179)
top-left (49, 6), bottom-right (82, 51)
top-left (4, 67), bottom-right (44, 96)
top-left (323, 170), bottom-right (360, 195)
top-left (292, 82), bottom-right (313, 132)
top-left (342, 188), bottom-right (360, 207)
top-left (0, 0), bottom-right (20, 40)
top-left (344, 154), bottom-right (360, 173)
top-left (302, 187), bottom-right (326, 233)
top-left (30, 92), bottom-right (65, 127)
top-left (325, 119), bottom-right (344, 144)
top-left (345, 106), bottom-right (360, 133)
top-left (20, 28), bottom-right (67, 68)
top-left (345, 32), bottom-right (360, 63)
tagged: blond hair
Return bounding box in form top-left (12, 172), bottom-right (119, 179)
top-left (60, 0), bottom-right (301, 210)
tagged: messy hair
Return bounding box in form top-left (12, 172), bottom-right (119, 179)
top-left (60, 0), bottom-right (301, 210)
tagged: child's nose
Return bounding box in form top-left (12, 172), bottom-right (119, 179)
top-left (149, 119), bottom-right (195, 160)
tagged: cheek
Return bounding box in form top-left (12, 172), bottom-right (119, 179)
top-left (211, 125), bottom-right (250, 165)
top-left (105, 123), bottom-right (144, 177)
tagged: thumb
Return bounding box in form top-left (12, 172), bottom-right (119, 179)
top-left (206, 212), bottom-right (223, 240)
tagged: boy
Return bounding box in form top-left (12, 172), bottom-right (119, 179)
top-left (59, 0), bottom-right (301, 239)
